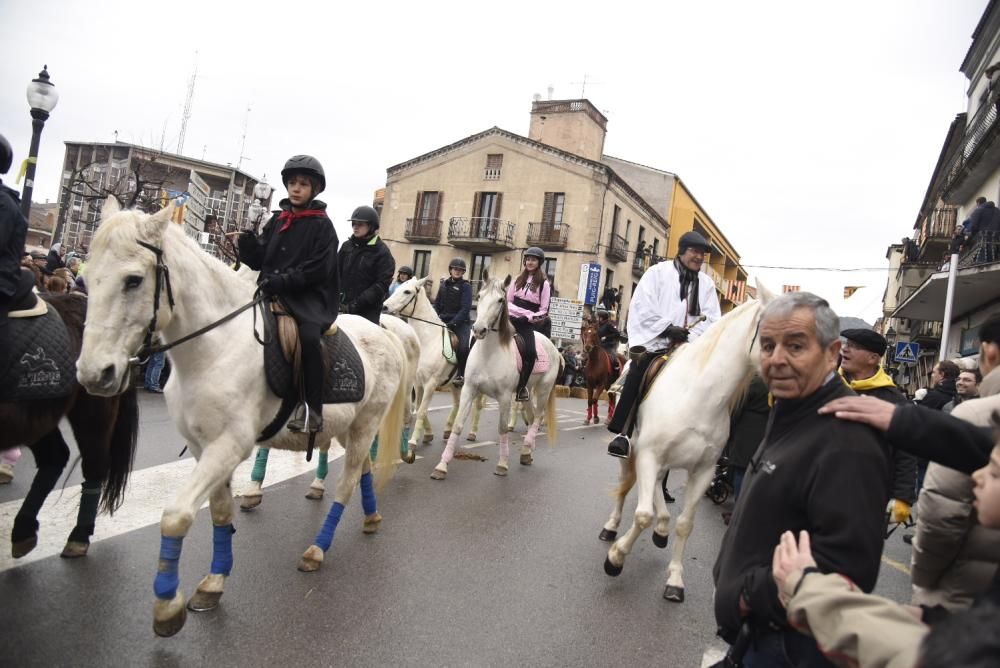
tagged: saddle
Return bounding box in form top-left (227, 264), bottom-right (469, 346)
top-left (0, 294), bottom-right (75, 402)
top-left (261, 301), bottom-right (365, 404)
top-left (513, 333), bottom-right (551, 374)
top-left (441, 328), bottom-right (459, 365)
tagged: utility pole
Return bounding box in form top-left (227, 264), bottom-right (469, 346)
top-left (177, 55), bottom-right (198, 156)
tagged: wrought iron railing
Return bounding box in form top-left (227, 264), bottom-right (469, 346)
top-left (942, 91), bottom-right (1000, 196)
top-left (527, 222), bottom-right (569, 249)
top-left (632, 254), bottom-right (647, 277)
top-left (919, 208), bottom-right (958, 244)
top-left (959, 230), bottom-right (1000, 268)
top-left (447, 217), bottom-right (515, 247)
top-left (606, 232), bottom-right (627, 262)
top-left (404, 217), bottom-right (442, 242)
top-left (913, 320), bottom-right (943, 340)
top-left (704, 264), bottom-right (724, 291)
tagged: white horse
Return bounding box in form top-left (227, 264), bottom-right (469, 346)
top-left (76, 200), bottom-right (410, 637)
top-left (601, 286), bottom-right (773, 602)
top-left (431, 273), bottom-right (561, 479)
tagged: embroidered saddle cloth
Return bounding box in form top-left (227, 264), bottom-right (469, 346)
top-left (0, 299), bottom-right (75, 401)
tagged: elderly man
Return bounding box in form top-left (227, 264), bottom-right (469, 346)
top-left (839, 328), bottom-right (917, 525)
top-left (713, 293), bottom-right (891, 667)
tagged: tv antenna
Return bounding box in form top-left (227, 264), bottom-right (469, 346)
top-left (570, 73), bottom-right (601, 97)
top-left (176, 53), bottom-right (198, 156)
top-left (237, 105), bottom-right (252, 170)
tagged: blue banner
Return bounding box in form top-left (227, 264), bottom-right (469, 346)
top-left (584, 263), bottom-right (601, 305)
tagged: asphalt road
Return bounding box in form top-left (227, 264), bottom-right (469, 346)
top-left (0, 392), bottom-right (916, 667)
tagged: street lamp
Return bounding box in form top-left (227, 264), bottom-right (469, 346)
top-left (21, 65), bottom-right (59, 219)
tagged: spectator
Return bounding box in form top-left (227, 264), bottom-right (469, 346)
top-left (561, 346), bottom-right (578, 386)
top-left (600, 284), bottom-right (617, 312)
top-left (944, 367), bottom-right (981, 413)
top-left (145, 350), bottom-right (165, 393)
top-left (44, 242), bottom-right (65, 274)
top-left (712, 292), bottom-right (890, 666)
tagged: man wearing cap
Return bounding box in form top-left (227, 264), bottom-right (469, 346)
top-left (839, 328), bottom-right (917, 526)
top-left (596, 309), bottom-right (621, 376)
top-left (606, 231), bottom-right (722, 458)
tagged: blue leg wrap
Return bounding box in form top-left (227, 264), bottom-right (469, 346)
top-left (314, 502), bottom-right (345, 552)
top-left (251, 447), bottom-right (270, 483)
top-left (153, 535), bottom-right (184, 600)
top-left (210, 524), bottom-right (235, 576)
top-left (369, 435), bottom-right (379, 462)
top-left (360, 472), bottom-right (377, 516)
top-left (316, 450), bottom-right (329, 481)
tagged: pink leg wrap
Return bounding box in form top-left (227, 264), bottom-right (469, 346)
top-left (441, 432), bottom-right (460, 464)
top-left (525, 423), bottom-right (540, 450)
top-left (2, 447), bottom-right (22, 466)
top-left (499, 433), bottom-right (510, 459)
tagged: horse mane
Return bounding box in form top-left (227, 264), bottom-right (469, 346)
top-left (496, 284), bottom-right (513, 346)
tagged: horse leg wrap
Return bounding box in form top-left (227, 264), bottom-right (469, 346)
top-left (360, 472), bottom-right (377, 516)
top-left (525, 424), bottom-right (540, 449)
top-left (210, 524), bottom-right (235, 576)
top-left (442, 433), bottom-right (459, 464)
top-left (314, 502), bottom-right (345, 552)
top-left (400, 426), bottom-right (411, 458)
top-left (369, 436), bottom-right (379, 462)
top-left (13, 465), bottom-right (63, 541)
top-left (67, 480), bottom-right (102, 543)
top-left (498, 433), bottom-right (510, 459)
top-left (153, 535), bottom-right (184, 600)
top-left (316, 450), bottom-right (329, 481)
top-left (250, 448), bottom-right (270, 483)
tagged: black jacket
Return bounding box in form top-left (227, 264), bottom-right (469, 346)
top-left (888, 404), bottom-right (992, 475)
top-left (337, 233), bottom-right (394, 324)
top-left (597, 321), bottom-right (620, 349)
top-left (848, 381), bottom-right (919, 504)
top-left (713, 378), bottom-right (891, 642)
top-left (919, 380), bottom-right (957, 411)
top-left (0, 181), bottom-right (27, 299)
top-left (725, 375), bottom-right (770, 469)
top-left (238, 199), bottom-right (339, 329)
top-left (433, 277), bottom-right (472, 325)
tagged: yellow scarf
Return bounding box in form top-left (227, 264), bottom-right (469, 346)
top-left (839, 367), bottom-right (896, 392)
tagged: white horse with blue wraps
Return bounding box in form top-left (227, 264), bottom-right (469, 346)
top-left (431, 273), bottom-right (561, 479)
top-left (76, 200), bottom-right (410, 637)
top-left (601, 286), bottom-right (772, 602)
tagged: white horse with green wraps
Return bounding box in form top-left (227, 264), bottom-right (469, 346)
top-left (430, 273), bottom-right (561, 479)
top-left (76, 200), bottom-right (411, 637)
top-left (601, 286), bottom-right (772, 603)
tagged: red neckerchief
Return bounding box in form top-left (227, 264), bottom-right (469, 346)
top-left (278, 209), bottom-right (325, 233)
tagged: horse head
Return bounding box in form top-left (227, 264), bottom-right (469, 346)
top-left (580, 321), bottom-right (599, 353)
top-left (382, 276), bottom-right (433, 318)
top-left (77, 197), bottom-right (177, 396)
top-left (471, 271), bottom-right (512, 342)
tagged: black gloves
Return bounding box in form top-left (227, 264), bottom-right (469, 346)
top-left (662, 325), bottom-right (689, 343)
top-left (260, 274), bottom-right (286, 295)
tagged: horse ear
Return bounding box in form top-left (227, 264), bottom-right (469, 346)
top-left (503, 274), bottom-right (512, 289)
top-left (422, 276), bottom-right (434, 290)
top-left (139, 202), bottom-right (176, 237)
top-left (101, 196), bottom-right (121, 221)
top-left (755, 280), bottom-right (775, 305)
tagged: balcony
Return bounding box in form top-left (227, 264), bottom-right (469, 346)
top-left (526, 222), bottom-right (570, 250)
top-left (959, 230), bottom-right (1000, 268)
top-left (704, 264), bottom-right (724, 292)
top-left (404, 217), bottom-right (442, 243)
top-left (447, 217), bottom-right (515, 251)
top-left (606, 232), bottom-right (627, 263)
top-left (916, 208), bottom-right (958, 258)
top-left (911, 320), bottom-right (943, 346)
top-left (484, 168), bottom-right (501, 181)
top-left (942, 91), bottom-right (1000, 203)
top-left (632, 254), bottom-right (647, 278)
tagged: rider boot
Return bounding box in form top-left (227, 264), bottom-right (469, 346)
top-left (515, 363), bottom-right (531, 403)
top-left (452, 325), bottom-right (471, 388)
top-left (605, 350), bottom-right (655, 458)
top-left (289, 324), bottom-right (325, 433)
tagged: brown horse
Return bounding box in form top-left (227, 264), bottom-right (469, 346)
top-left (580, 322), bottom-right (626, 425)
top-left (1, 292), bottom-right (139, 559)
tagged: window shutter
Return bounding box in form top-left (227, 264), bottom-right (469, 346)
top-left (414, 191), bottom-right (424, 220)
top-left (542, 192), bottom-right (555, 225)
top-left (434, 192), bottom-right (443, 220)
top-left (472, 192), bottom-right (481, 218)
top-left (495, 193), bottom-right (503, 219)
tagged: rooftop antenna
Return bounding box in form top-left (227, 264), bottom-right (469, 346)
top-left (176, 53), bottom-right (198, 156)
top-left (159, 118), bottom-right (168, 152)
top-left (202, 144), bottom-right (207, 160)
top-left (113, 129), bottom-right (118, 142)
top-left (237, 105), bottom-right (252, 170)
top-left (570, 74), bottom-right (602, 98)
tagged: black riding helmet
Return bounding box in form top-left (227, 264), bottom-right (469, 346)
top-left (347, 205), bottom-right (380, 231)
top-left (523, 246), bottom-right (545, 261)
top-left (448, 257), bottom-right (467, 271)
top-left (281, 155), bottom-right (326, 195)
top-left (397, 265), bottom-right (414, 277)
top-left (0, 134), bottom-right (13, 175)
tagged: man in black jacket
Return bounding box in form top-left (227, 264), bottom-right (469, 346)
top-left (839, 328), bottom-right (918, 524)
top-left (919, 360), bottom-right (959, 411)
top-left (713, 292), bottom-right (890, 666)
top-left (338, 205), bottom-right (394, 325)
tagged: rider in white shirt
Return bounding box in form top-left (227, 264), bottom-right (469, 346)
top-left (607, 231), bottom-right (721, 458)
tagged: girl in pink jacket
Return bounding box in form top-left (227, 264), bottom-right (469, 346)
top-left (506, 247), bottom-right (551, 401)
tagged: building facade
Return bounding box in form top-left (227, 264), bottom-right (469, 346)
top-left (56, 141), bottom-right (272, 258)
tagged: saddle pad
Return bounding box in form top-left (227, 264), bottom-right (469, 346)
top-left (262, 309), bottom-right (365, 404)
top-left (0, 305), bottom-right (75, 401)
top-left (441, 329), bottom-right (458, 365)
top-left (514, 333), bottom-right (551, 374)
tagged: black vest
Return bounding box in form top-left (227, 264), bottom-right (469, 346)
top-left (436, 278), bottom-right (466, 317)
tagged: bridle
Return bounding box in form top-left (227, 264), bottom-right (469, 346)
top-left (128, 240), bottom-right (266, 365)
top-left (389, 287), bottom-right (447, 329)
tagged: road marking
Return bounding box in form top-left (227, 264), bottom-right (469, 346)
top-left (701, 648), bottom-right (727, 667)
top-left (564, 423), bottom-right (604, 431)
top-left (461, 441), bottom-right (497, 450)
top-left (0, 446), bottom-right (344, 573)
top-left (881, 554), bottom-right (911, 576)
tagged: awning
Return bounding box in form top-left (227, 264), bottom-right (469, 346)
top-left (893, 264), bottom-right (1000, 321)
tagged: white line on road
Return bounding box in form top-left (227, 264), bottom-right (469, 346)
top-left (0, 446), bottom-right (344, 573)
top-left (701, 648), bottom-right (727, 667)
top-left (564, 424), bottom-right (604, 432)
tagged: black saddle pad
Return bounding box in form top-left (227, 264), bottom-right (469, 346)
top-left (262, 308), bottom-right (365, 404)
top-left (0, 304), bottom-right (75, 401)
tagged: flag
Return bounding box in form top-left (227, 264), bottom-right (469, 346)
top-left (782, 285), bottom-right (800, 293)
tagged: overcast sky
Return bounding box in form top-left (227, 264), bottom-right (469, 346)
top-left (0, 0), bottom-right (988, 321)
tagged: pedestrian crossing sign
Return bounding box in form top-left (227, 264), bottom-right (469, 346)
top-left (894, 342), bottom-right (919, 364)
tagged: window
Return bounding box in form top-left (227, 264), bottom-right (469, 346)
top-left (637, 226), bottom-right (645, 251)
top-left (652, 238), bottom-right (660, 261)
top-left (540, 192), bottom-right (566, 242)
top-left (414, 191), bottom-right (441, 221)
top-left (484, 154), bottom-right (503, 180)
top-left (413, 250), bottom-right (431, 279)
top-left (470, 253), bottom-right (492, 297)
top-left (611, 205), bottom-right (621, 238)
top-left (625, 219), bottom-right (632, 244)
top-left (472, 192), bottom-right (502, 238)
top-left (605, 268), bottom-right (614, 293)
top-left (542, 257), bottom-right (557, 286)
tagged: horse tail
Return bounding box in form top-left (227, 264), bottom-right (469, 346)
top-left (375, 332), bottom-right (409, 491)
top-left (612, 451), bottom-right (637, 500)
top-left (102, 383), bottom-right (139, 514)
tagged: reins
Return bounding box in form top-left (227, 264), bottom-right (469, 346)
top-left (392, 289), bottom-right (448, 329)
top-left (129, 240), bottom-right (267, 365)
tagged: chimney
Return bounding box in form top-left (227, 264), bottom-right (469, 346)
top-left (547, 85), bottom-right (554, 100)
top-left (528, 98), bottom-right (608, 161)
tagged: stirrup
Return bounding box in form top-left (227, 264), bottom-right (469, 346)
top-left (515, 387), bottom-right (529, 402)
top-left (607, 435), bottom-right (630, 459)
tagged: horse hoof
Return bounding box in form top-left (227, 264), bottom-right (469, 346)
top-left (60, 540), bottom-right (90, 558)
top-left (403, 451), bottom-right (416, 464)
top-left (663, 585), bottom-right (685, 603)
top-left (442, 430), bottom-right (451, 440)
top-left (239, 494), bottom-right (262, 511)
top-left (604, 556), bottom-right (623, 577)
top-left (593, 416), bottom-right (600, 424)
top-left (430, 467), bottom-right (447, 481)
top-left (363, 512), bottom-right (382, 534)
top-left (187, 590), bottom-right (223, 612)
top-left (11, 536), bottom-right (37, 559)
top-left (519, 453), bottom-right (533, 466)
top-left (598, 529), bottom-right (617, 542)
top-left (467, 433), bottom-right (477, 441)
top-left (153, 594), bottom-right (187, 637)
top-left (652, 532), bottom-right (669, 549)
top-left (304, 487), bottom-right (324, 501)
top-left (298, 545), bottom-right (324, 572)
top-left (582, 419), bottom-right (591, 426)
top-left (423, 434), bottom-right (435, 444)
top-left (494, 464), bottom-right (508, 477)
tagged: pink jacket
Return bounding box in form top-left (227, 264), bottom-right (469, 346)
top-left (507, 278), bottom-right (550, 320)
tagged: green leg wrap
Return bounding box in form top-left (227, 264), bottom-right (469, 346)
top-left (251, 447), bottom-right (270, 483)
top-left (369, 435), bottom-right (379, 462)
top-left (316, 449), bottom-right (329, 481)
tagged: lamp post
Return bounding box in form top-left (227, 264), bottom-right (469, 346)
top-left (884, 326), bottom-right (898, 381)
top-left (21, 65), bottom-right (59, 220)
